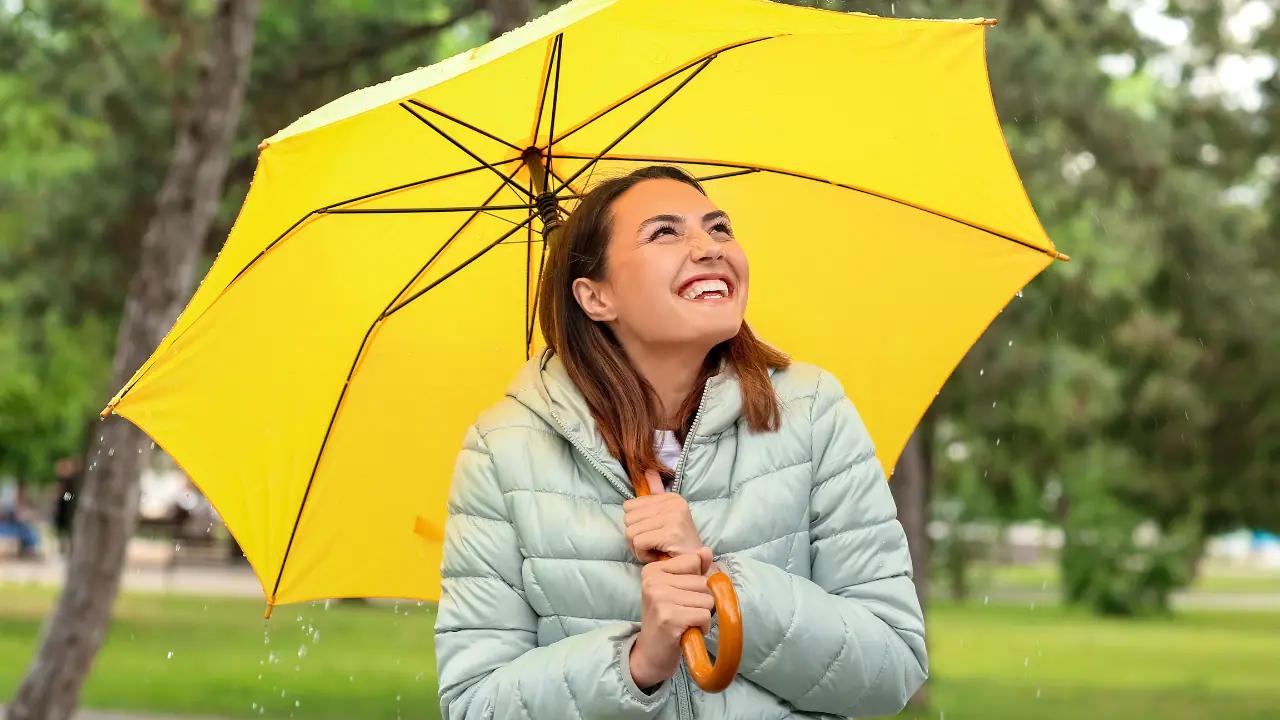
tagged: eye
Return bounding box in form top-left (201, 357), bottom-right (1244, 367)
top-left (648, 224), bottom-right (678, 242)
top-left (711, 222), bottom-right (733, 237)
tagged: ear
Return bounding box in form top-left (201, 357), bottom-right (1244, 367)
top-left (571, 277), bottom-right (617, 322)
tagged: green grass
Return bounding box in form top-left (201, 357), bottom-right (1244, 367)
top-left (3, 584), bottom-right (1279, 719)
top-left (0, 586), bottom-right (437, 719)
top-left (894, 602), bottom-right (1280, 720)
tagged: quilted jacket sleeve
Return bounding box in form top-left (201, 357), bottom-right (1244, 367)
top-left (435, 424), bottom-right (672, 719)
top-left (709, 369), bottom-right (928, 716)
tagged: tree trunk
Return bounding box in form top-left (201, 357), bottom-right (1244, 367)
top-left (892, 417), bottom-right (933, 710)
top-left (6, 2), bottom-right (260, 718)
top-left (485, 0), bottom-right (536, 38)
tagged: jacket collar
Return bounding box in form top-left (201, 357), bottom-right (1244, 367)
top-left (505, 346), bottom-right (771, 485)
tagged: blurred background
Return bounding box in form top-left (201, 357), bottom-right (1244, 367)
top-left (1, 0), bottom-right (1277, 718)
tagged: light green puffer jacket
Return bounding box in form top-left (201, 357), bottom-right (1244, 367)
top-left (435, 347), bottom-right (928, 719)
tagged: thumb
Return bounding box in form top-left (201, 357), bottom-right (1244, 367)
top-left (644, 468), bottom-right (665, 495)
top-left (697, 546), bottom-right (713, 576)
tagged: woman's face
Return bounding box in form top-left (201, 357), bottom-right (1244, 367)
top-left (572, 178), bottom-right (749, 351)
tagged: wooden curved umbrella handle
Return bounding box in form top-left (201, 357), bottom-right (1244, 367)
top-left (632, 472), bottom-right (743, 693)
top-left (679, 570), bottom-right (742, 692)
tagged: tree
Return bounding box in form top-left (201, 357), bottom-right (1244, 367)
top-left (6, 1), bottom-right (261, 716)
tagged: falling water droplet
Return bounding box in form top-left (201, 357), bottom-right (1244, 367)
top-left (107, 448), bottom-right (115, 457)
top-left (166, 650), bottom-right (174, 660)
top-left (979, 368), bottom-right (985, 376)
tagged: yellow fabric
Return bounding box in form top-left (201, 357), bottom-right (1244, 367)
top-left (102, 0), bottom-right (1062, 608)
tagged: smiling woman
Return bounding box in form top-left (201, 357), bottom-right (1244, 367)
top-left (434, 165), bottom-right (928, 719)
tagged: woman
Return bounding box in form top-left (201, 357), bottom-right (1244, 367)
top-left (435, 165), bottom-right (927, 719)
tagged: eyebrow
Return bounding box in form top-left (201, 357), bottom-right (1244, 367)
top-left (637, 210), bottom-right (731, 234)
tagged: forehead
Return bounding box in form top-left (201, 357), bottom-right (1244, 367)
top-left (609, 178), bottom-right (717, 229)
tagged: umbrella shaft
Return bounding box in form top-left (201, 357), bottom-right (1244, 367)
top-left (523, 148), bottom-right (564, 236)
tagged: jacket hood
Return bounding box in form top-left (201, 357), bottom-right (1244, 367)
top-left (504, 345), bottom-right (772, 485)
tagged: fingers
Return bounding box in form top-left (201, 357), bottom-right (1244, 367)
top-left (646, 548), bottom-right (712, 577)
top-left (622, 492), bottom-right (685, 523)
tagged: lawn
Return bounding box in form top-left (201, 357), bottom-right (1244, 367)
top-left (2, 584), bottom-right (1279, 719)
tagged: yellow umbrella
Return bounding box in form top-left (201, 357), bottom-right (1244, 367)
top-left (102, 0), bottom-right (1065, 630)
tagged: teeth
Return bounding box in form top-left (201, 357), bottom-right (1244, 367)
top-left (680, 278), bottom-right (730, 300)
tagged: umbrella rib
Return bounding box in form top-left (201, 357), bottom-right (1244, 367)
top-left (400, 102), bottom-right (533, 201)
top-left (526, 174), bottom-right (534, 358)
top-left (551, 152), bottom-right (1064, 260)
top-left (404, 98), bottom-right (524, 153)
top-left (382, 213), bottom-right (538, 319)
top-left (105, 159), bottom-right (528, 414)
top-left (547, 35), bottom-right (776, 151)
top-left (325, 156), bottom-right (525, 212)
top-left (543, 32), bottom-right (564, 195)
top-left (320, 204), bottom-right (534, 214)
top-left (527, 33), bottom-right (561, 149)
top-left (269, 163), bottom-right (532, 605)
top-left (552, 55), bottom-right (718, 196)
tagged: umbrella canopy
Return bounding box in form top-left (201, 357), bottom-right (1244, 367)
top-left (102, 0), bottom-right (1066, 611)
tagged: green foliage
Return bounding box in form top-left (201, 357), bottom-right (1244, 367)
top-left (0, 0), bottom-right (492, 484)
top-left (811, 0), bottom-right (1280, 614)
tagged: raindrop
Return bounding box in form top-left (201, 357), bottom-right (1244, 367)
top-left (1016, 290), bottom-right (1023, 298)
top-left (1030, 601), bottom-right (1036, 610)
top-left (150, 441), bottom-right (156, 449)
top-left (108, 447), bottom-right (115, 457)
top-left (294, 700), bottom-right (301, 708)
top-left (324, 599), bottom-right (332, 611)
top-left (983, 595), bottom-right (990, 605)
top-left (166, 650), bottom-right (174, 660)
top-left (996, 438), bottom-right (1001, 446)
top-left (979, 368), bottom-right (984, 376)
top-left (992, 401), bottom-right (997, 408)
top-left (264, 630), bottom-right (270, 645)
top-left (1036, 688), bottom-right (1042, 699)
top-left (1024, 657), bottom-right (1030, 667)
top-left (1007, 339), bottom-right (1014, 347)
top-left (63, 492), bottom-right (73, 501)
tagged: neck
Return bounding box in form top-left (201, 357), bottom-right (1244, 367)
top-left (619, 340), bottom-right (711, 430)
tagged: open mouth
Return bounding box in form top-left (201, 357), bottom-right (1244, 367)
top-left (676, 277), bottom-right (734, 302)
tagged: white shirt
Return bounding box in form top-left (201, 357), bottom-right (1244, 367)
top-left (652, 429), bottom-right (682, 492)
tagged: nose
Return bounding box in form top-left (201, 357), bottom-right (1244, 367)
top-left (690, 232), bottom-right (724, 262)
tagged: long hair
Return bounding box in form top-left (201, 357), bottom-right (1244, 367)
top-left (536, 165), bottom-right (791, 488)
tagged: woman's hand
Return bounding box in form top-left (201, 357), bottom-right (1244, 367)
top-left (623, 469), bottom-right (704, 563)
top-left (629, 547), bottom-right (715, 689)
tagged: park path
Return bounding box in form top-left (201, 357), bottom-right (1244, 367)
top-left (0, 537), bottom-right (261, 597)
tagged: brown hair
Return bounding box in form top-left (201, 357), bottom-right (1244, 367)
top-left (536, 165), bottom-right (791, 488)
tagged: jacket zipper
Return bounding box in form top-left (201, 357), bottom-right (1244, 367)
top-left (548, 408), bottom-right (635, 499)
top-left (672, 375), bottom-right (713, 495)
top-left (551, 376), bottom-right (712, 720)
top-left (672, 376), bottom-right (712, 720)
